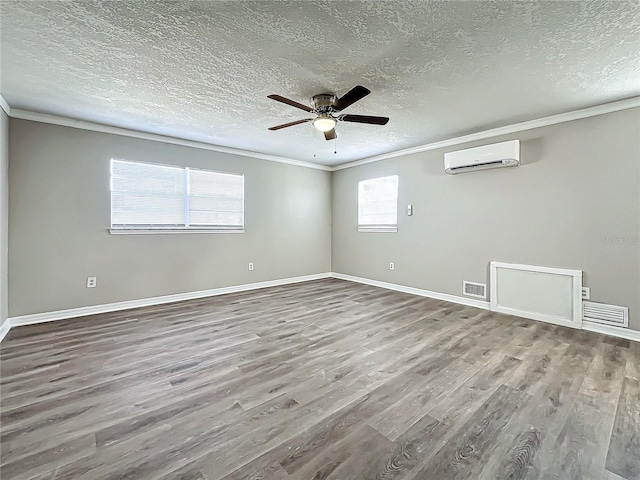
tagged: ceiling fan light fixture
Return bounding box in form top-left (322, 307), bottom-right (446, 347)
top-left (313, 115), bottom-right (336, 132)
top-left (268, 86), bottom-right (386, 139)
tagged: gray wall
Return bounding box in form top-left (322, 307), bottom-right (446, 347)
top-left (0, 109), bottom-right (8, 322)
top-left (8, 109), bottom-right (640, 331)
top-left (332, 108), bottom-right (640, 331)
top-left (9, 119), bottom-right (331, 317)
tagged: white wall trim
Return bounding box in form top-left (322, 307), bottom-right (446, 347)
top-left (489, 261), bottom-right (583, 327)
top-left (490, 261), bottom-right (583, 278)
top-left (0, 95), bottom-right (8, 343)
top-left (330, 272), bottom-right (491, 310)
top-left (331, 273), bottom-right (637, 342)
top-left (0, 95), bottom-right (10, 116)
top-left (3, 97), bottom-right (638, 172)
top-left (0, 319), bottom-right (11, 342)
top-left (333, 96), bottom-right (640, 171)
top-left (583, 321), bottom-right (640, 343)
top-left (7, 273), bottom-right (331, 329)
top-left (8, 109), bottom-right (332, 172)
top-left (490, 305), bottom-right (581, 330)
top-left (2, 273), bottom-right (638, 343)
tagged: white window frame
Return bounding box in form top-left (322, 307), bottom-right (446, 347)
top-left (109, 159), bottom-right (245, 234)
top-left (357, 175), bottom-right (399, 233)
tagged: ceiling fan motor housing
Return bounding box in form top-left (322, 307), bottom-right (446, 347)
top-left (312, 93), bottom-right (336, 113)
top-left (267, 86), bottom-right (389, 137)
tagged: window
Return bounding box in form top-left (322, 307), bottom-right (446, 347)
top-left (110, 159), bottom-right (244, 233)
top-left (357, 175), bottom-right (398, 232)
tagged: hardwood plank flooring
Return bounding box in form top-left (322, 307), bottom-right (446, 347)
top-left (1, 278), bottom-right (638, 479)
top-left (606, 377), bottom-right (640, 480)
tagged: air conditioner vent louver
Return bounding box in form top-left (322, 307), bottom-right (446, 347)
top-left (444, 140), bottom-right (520, 175)
top-left (449, 160), bottom-right (504, 172)
top-left (463, 281), bottom-right (486, 299)
top-left (583, 301), bottom-right (628, 328)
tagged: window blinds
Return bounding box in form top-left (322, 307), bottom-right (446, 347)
top-left (111, 159), bottom-right (244, 231)
top-left (357, 175), bottom-right (398, 232)
top-left (188, 168), bottom-right (244, 229)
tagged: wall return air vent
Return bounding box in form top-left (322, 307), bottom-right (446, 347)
top-left (583, 301), bottom-right (629, 328)
top-left (463, 281), bottom-right (486, 299)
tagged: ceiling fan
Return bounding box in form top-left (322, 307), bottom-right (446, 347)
top-left (267, 85), bottom-right (389, 140)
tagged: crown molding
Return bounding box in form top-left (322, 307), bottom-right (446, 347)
top-left (8, 109), bottom-right (332, 171)
top-left (332, 96), bottom-right (640, 171)
top-left (0, 95), bottom-right (11, 116)
top-left (4, 96), bottom-right (639, 172)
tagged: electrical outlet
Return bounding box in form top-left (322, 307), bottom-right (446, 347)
top-left (581, 287), bottom-right (590, 300)
top-left (248, 262), bottom-right (254, 271)
top-left (86, 277), bottom-right (97, 288)
top-left (389, 262), bottom-right (395, 271)
top-left (407, 204), bottom-right (413, 216)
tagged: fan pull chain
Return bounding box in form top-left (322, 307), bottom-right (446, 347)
top-left (313, 127), bottom-right (317, 158)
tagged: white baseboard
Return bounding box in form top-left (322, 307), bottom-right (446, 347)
top-left (2, 273), bottom-right (638, 344)
top-left (0, 319), bottom-right (10, 343)
top-left (490, 305), bottom-right (581, 330)
top-left (7, 273), bottom-right (332, 329)
top-left (330, 272), bottom-right (638, 343)
top-left (583, 321), bottom-right (640, 343)
top-left (330, 272), bottom-right (491, 310)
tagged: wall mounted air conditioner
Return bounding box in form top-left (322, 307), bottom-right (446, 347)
top-left (444, 139), bottom-right (520, 175)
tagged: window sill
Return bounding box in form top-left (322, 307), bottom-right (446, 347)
top-left (357, 227), bottom-right (398, 233)
top-left (109, 228), bottom-right (245, 235)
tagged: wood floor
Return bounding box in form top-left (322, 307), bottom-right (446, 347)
top-left (1, 279), bottom-right (639, 480)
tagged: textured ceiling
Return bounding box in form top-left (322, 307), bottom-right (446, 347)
top-left (1, 1), bottom-right (639, 166)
